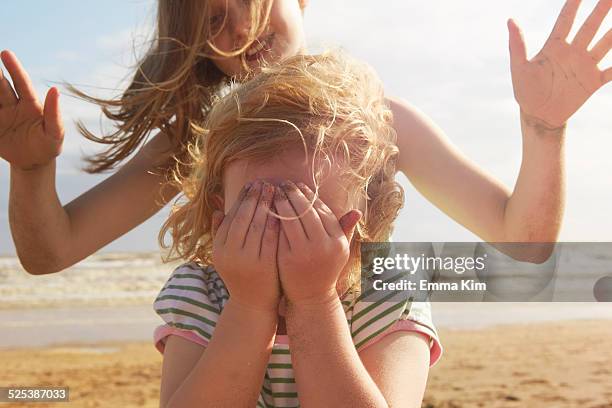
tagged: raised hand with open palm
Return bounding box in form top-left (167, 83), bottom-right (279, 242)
top-left (0, 50), bottom-right (64, 170)
top-left (508, 0), bottom-right (611, 128)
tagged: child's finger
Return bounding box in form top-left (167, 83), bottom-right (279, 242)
top-left (338, 210), bottom-right (362, 241)
top-left (226, 179), bottom-right (263, 249)
top-left (260, 210), bottom-right (280, 263)
top-left (244, 181), bottom-right (275, 255)
top-left (279, 223), bottom-right (291, 253)
top-left (280, 180), bottom-right (327, 241)
top-left (215, 181), bottom-right (253, 244)
top-left (0, 50), bottom-right (38, 103)
top-left (0, 67), bottom-right (18, 107)
top-left (274, 184), bottom-right (307, 245)
top-left (42, 87), bottom-right (64, 141)
top-left (295, 182), bottom-right (343, 238)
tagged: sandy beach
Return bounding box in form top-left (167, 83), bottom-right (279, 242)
top-left (424, 320), bottom-right (612, 408)
top-left (0, 319), bottom-right (610, 407)
top-left (1, 254), bottom-right (611, 407)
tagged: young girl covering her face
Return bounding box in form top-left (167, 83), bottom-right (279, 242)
top-left (3, 0), bottom-right (611, 274)
top-left (154, 51), bottom-right (440, 408)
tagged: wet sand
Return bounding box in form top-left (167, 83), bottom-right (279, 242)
top-left (2, 302), bottom-right (611, 347)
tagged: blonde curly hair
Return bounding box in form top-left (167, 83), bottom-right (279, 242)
top-left (159, 50), bottom-right (404, 292)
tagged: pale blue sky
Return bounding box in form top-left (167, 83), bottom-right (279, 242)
top-left (1, 0), bottom-right (611, 255)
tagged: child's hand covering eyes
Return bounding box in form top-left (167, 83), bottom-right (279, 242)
top-left (210, 179), bottom-right (361, 313)
top-left (274, 180), bottom-right (362, 307)
top-left (211, 180), bottom-right (281, 313)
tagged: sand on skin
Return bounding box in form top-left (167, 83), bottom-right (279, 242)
top-left (1, 320), bottom-right (611, 408)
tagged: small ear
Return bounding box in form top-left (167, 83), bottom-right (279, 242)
top-left (212, 193), bottom-right (225, 213)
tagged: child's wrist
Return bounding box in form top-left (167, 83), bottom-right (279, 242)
top-left (10, 159), bottom-right (55, 175)
top-left (285, 289), bottom-right (341, 315)
top-left (226, 297), bottom-right (280, 319)
top-left (223, 299), bottom-right (279, 345)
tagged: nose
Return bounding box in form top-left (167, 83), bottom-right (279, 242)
top-left (229, 5), bottom-right (251, 45)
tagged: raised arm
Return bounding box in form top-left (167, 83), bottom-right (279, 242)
top-left (2, 51), bottom-right (180, 274)
top-left (391, 0), bottom-right (611, 255)
top-left (390, 98), bottom-right (565, 249)
top-left (9, 130), bottom-right (180, 274)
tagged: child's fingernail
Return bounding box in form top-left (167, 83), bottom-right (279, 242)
top-left (275, 187), bottom-right (288, 201)
top-left (296, 182), bottom-right (315, 199)
top-left (281, 180), bottom-right (296, 191)
top-left (247, 180), bottom-right (263, 197)
top-left (239, 183), bottom-right (252, 200)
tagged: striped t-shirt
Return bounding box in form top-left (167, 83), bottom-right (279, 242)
top-left (153, 262), bottom-right (443, 408)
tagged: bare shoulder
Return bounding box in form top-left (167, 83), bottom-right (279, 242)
top-left (122, 129), bottom-right (179, 172)
top-left (385, 95), bottom-right (421, 124)
top-left (385, 95), bottom-right (446, 144)
top-left (385, 95), bottom-right (459, 177)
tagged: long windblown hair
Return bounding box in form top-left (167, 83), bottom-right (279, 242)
top-left (69, 0), bottom-right (272, 174)
top-left (159, 50), bottom-right (404, 292)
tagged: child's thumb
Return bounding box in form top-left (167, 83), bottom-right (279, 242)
top-left (339, 209), bottom-right (362, 241)
top-left (211, 211), bottom-right (224, 238)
